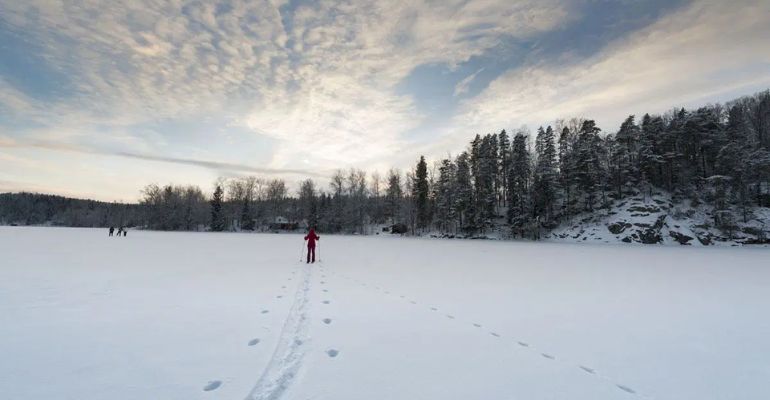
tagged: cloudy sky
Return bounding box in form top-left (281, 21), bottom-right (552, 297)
top-left (1, 0), bottom-right (769, 201)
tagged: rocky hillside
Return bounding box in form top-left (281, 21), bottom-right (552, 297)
top-left (546, 193), bottom-right (770, 246)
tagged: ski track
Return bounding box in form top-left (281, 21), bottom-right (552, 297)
top-left (244, 263), bottom-right (312, 400)
top-left (325, 267), bottom-right (655, 400)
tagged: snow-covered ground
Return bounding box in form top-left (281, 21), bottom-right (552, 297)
top-left (1, 227), bottom-right (769, 400)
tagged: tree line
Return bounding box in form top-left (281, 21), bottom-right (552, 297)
top-left (2, 90), bottom-right (769, 237)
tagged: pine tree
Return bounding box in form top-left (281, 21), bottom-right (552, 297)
top-left (210, 185), bottom-right (225, 231)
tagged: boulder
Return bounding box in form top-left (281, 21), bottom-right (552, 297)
top-left (669, 231), bottom-right (694, 245)
top-left (607, 222), bottom-right (630, 234)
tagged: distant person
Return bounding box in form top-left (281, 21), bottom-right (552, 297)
top-left (116, 227), bottom-right (123, 237)
top-left (109, 226), bottom-right (115, 236)
top-left (304, 228), bottom-right (320, 264)
top-left (123, 229), bottom-right (127, 237)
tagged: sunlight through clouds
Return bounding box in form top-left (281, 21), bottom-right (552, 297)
top-left (0, 0), bottom-right (768, 200)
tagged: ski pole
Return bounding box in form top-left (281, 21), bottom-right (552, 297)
top-left (300, 239), bottom-right (305, 263)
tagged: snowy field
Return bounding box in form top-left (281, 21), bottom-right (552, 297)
top-left (1, 227), bottom-right (769, 400)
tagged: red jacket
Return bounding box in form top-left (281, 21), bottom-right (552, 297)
top-left (305, 229), bottom-right (319, 247)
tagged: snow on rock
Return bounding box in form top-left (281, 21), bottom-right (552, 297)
top-left (547, 192), bottom-right (770, 246)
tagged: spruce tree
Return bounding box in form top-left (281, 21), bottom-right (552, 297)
top-left (574, 120), bottom-right (603, 210)
top-left (435, 158), bottom-right (457, 233)
top-left (454, 152), bottom-right (474, 232)
top-left (498, 130), bottom-right (511, 207)
top-left (210, 185), bottom-right (225, 231)
top-left (507, 132), bottom-right (531, 237)
top-left (533, 125), bottom-right (558, 222)
top-left (413, 156), bottom-right (430, 230)
top-left (385, 169), bottom-right (403, 224)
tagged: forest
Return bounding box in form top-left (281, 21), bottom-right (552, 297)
top-left (2, 89), bottom-right (769, 238)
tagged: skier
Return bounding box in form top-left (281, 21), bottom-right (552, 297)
top-left (304, 228), bottom-right (320, 264)
top-left (109, 226), bottom-right (115, 236)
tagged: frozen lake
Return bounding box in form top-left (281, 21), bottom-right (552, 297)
top-left (1, 226), bottom-right (768, 399)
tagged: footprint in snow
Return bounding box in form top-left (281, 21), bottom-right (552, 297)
top-left (616, 385), bottom-right (636, 394)
top-left (281, 286), bottom-right (286, 289)
top-left (410, 301), bottom-right (417, 304)
top-left (473, 323), bottom-right (482, 328)
top-left (579, 366), bottom-right (595, 374)
top-left (518, 341), bottom-right (529, 347)
top-left (326, 349), bottom-right (339, 358)
top-left (541, 353), bottom-right (555, 360)
top-left (322, 289), bottom-right (328, 293)
top-left (446, 315), bottom-right (455, 319)
top-left (490, 332), bottom-right (500, 337)
top-left (248, 338), bottom-right (260, 346)
top-left (276, 295), bottom-right (283, 299)
top-left (203, 381), bottom-right (222, 391)
top-left (322, 300), bottom-right (330, 304)
top-left (322, 318), bottom-right (332, 324)
top-left (320, 281), bottom-right (326, 284)
top-left (261, 310), bottom-right (269, 314)
top-left (430, 307), bottom-right (438, 311)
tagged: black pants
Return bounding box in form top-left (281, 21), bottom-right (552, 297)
top-left (306, 246), bottom-right (316, 263)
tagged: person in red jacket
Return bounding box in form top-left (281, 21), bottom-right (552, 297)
top-left (304, 228), bottom-right (320, 263)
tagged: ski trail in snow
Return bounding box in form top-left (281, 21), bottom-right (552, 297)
top-left (245, 264), bottom-right (311, 400)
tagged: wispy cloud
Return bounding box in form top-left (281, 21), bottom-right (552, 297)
top-left (0, 0), bottom-right (768, 200)
top-left (454, 68), bottom-right (485, 97)
top-left (449, 0), bottom-right (770, 137)
top-left (0, 138), bottom-right (325, 178)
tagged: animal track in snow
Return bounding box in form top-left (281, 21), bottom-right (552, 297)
top-left (541, 353), bottom-right (555, 360)
top-left (322, 300), bottom-right (330, 304)
top-left (261, 309), bottom-right (269, 314)
top-left (203, 381), bottom-right (222, 391)
top-left (276, 295), bottom-right (283, 299)
top-left (446, 315), bottom-right (455, 319)
top-left (473, 323), bottom-right (482, 328)
top-left (322, 318), bottom-right (332, 324)
top-left (430, 307), bottom-right (438, 311)
top-left (326, 349), bottom-right (339, 358)
top-left (517, 341), bottom-right (529, 347)
top-left (248, 338), bottom-right (261, 346)
top-left (490, 332), bottom-right (500, 337)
